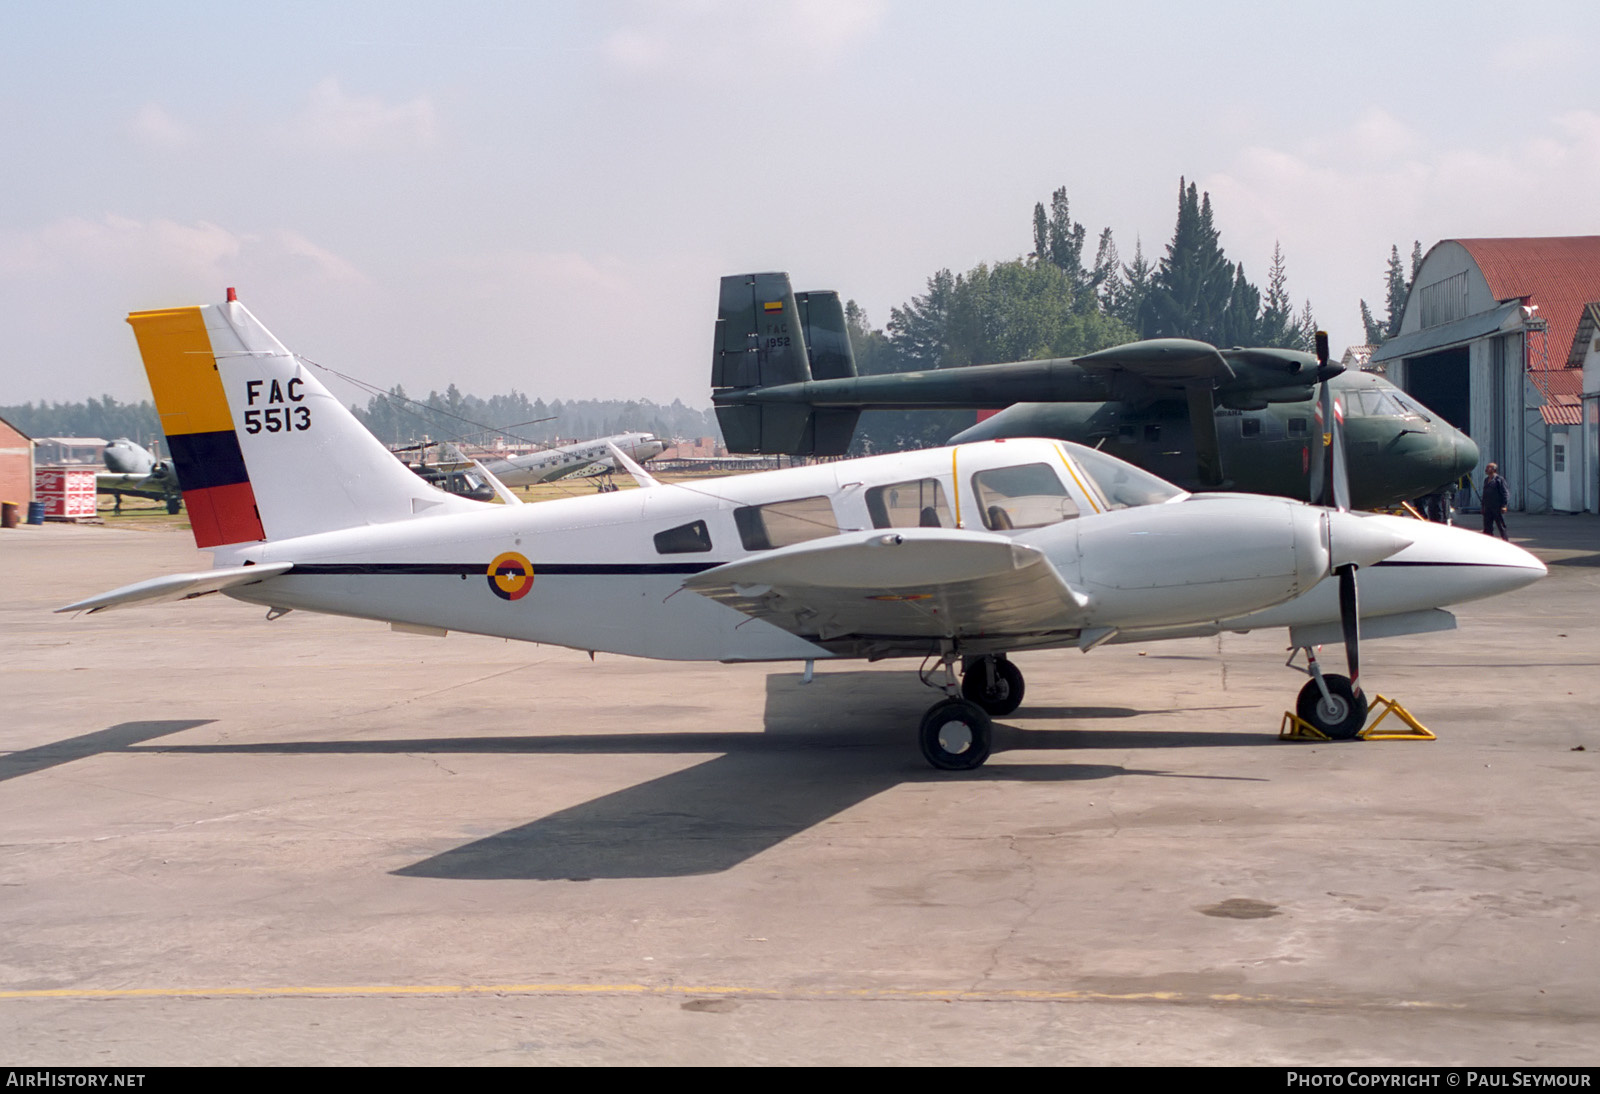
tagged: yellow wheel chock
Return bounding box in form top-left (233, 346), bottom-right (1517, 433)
top-left (1280, 694), bottom-right (1435, 741)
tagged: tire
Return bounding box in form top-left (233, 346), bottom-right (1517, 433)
top-left (1295, 675), bottom-right (1368, 740)
top-left (918, 699), bottom-right (993, 770)
top-left (961, 657), bottom-right (1025, 716)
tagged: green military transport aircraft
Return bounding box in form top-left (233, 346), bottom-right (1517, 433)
top-left (710, 272), bottom-right (1478, 511)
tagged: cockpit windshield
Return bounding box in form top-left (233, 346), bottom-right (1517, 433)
top-left (1345, 389), bottom-right (1412, 418)
top-left (1063, 444), bottom-right (1186, 509)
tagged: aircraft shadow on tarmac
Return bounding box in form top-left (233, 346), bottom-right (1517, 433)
top-left (386, 670), bottom-right (1267, 882)
top-left (0, 720), bottom-right (212, 783)
top-left (68, 674), bottom-right (1267, 881)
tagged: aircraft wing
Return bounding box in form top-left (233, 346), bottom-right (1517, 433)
top-left (683, 528), bottom-right (1088, 642)
top-left (56, 562), bottom-right (294, 614)
top-left (96, 469), bottom-right (178, 498)
top-left (1073, 338), bottom-right (1236, 384)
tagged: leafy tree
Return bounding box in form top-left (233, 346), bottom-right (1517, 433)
top-left (1116, 237), bottom-right (1156, 331)
top-left (1218, 264), bottom-right (1262, 348)
top-left (1032, 186), bottom-right (1089, 302)
top-left (1296, 300), bottom-right (1318, 353)
top-left (1359, 300), bottom-right (1385, 345)
top-left (1140, 179), bottom-right (1237, 343)
top-left (1357, 239), bottom-right (1422, 345)
top-left (0, 397), bottom-right (164, 449)
top-left (885, 268), bottom-right (956, 372)
top-left (1090, 227), bottom-right (1123, 315)
top-left (1257, 242), bottom-right (1304, 349)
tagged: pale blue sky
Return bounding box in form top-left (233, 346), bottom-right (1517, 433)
top-left (3, 1), bottom-right (1597, 407)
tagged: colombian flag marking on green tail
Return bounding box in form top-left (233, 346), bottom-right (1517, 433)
top-left (127, 307), bottom-right (266, 548)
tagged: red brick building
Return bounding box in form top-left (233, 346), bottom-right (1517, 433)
top-left (0, 415), bottom-right (34, 508)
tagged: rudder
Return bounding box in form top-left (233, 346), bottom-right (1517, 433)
top-left (129, 293), bottom-right (481, 549)
top-left (711, 272), bottom-right (860, 456)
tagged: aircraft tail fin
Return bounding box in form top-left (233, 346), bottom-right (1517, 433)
top-left (711, 272), bottom-right (860, 456)
top-left (128, 293), bottom-right (483, 550)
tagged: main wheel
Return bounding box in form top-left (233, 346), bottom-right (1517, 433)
top-left (1295, 675), bottom-right (1367, 740)
top-left (961, 657), bottom-right (1025, 716)
top-left (919, 699), bottom-right (993, 770)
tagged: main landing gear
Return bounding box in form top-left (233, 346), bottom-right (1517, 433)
top-left (917, 654), bottom-right (1024, 770)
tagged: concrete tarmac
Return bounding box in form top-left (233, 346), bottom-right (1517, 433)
top-left (1, 515), bottom-right (1597, 1066)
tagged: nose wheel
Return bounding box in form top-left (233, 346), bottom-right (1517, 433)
top-left (1294, 674), bottom-right (1367, 739)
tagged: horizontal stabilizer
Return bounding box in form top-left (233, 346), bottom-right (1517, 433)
top-left (685, 528), bottom-right (1088, 642)
top-left (715, 403), bottom-right (861, 457)
top-left (55, 562), bottom-right (294, 614)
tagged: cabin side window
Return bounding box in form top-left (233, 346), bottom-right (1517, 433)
top-left (653, 519), bottom-right (712, 554)
top-left (865, 478), bottom-right (951, 529)
top-left (970, 463), bottom-right (1079, 530)
top-left (733, 496), bottom-right (839, 551)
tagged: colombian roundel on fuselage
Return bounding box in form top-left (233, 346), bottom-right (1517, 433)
top-left (487, 552), bottom-right (534, 601)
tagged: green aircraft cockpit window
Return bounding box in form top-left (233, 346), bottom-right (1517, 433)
top-left (654, 519), bottom-right (713, 554)
top-left (866, 478), bottom-right (951, 529)
top-left (971, 463), bottom-right (1079, 530)
top-left (1391, 392), bottom-right (1432, 421)
top-left (734, 496), bottom-right (839, 551)
top-left (1288, 417), bottom-right (1309, 436)
top-left (1068, 445), bottom-right (1186, 510)
top-left (1346, 390), bottom-right (1414, 419)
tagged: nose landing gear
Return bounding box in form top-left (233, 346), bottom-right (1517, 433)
top-left (1287, 645), bottom-right (1367, 740)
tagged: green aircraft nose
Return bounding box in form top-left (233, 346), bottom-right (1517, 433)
top-left (1450, 431), bottom-right (1481, 479)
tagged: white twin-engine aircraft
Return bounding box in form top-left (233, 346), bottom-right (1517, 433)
top-left (61, 295), bottom-right (1546, 770)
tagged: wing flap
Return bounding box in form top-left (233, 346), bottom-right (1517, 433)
top-left (684, 529), bottom-right (1088, 641)
top-left (56, 562), bottom-right (294, 614)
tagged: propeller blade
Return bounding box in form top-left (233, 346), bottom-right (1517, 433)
top-left (1314, 375), bottom-right (1336, 505)
top-left (1330, 392), bottom-right (1351, 512)
top-left (1308, 331), bottom-right (1351, 510)
top-left (1337, 563), bottom-right (1360, 689)
top-left (1309, 389), bottom-right (1326, 503)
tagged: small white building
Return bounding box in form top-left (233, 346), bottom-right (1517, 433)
top-left (1372, 237), bottom-right (1600, 513)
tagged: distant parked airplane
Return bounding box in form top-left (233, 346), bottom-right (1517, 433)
top-left (98, 438), bottom-right (182, 514)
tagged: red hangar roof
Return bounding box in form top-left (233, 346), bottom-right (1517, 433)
top-left (1455, 236), bottom-right (1600, 395)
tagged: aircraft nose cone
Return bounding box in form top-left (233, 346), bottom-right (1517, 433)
top-left (1450, 430), bottom-right (1481, 479)
top-left (1327, 511), bottom-right (1413, 569)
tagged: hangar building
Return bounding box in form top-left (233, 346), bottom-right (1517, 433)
top-left (1576, 302), bottom-right (1600, 514)
top-left (1372, 237), bottom-right (1600, 514)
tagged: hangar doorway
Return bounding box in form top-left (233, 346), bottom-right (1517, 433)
top-left (1405, 347), bottom-right (1471, 433)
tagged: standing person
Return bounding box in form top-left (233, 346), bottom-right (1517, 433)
top-left (1481, 462), bottom-right (1510, 540)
